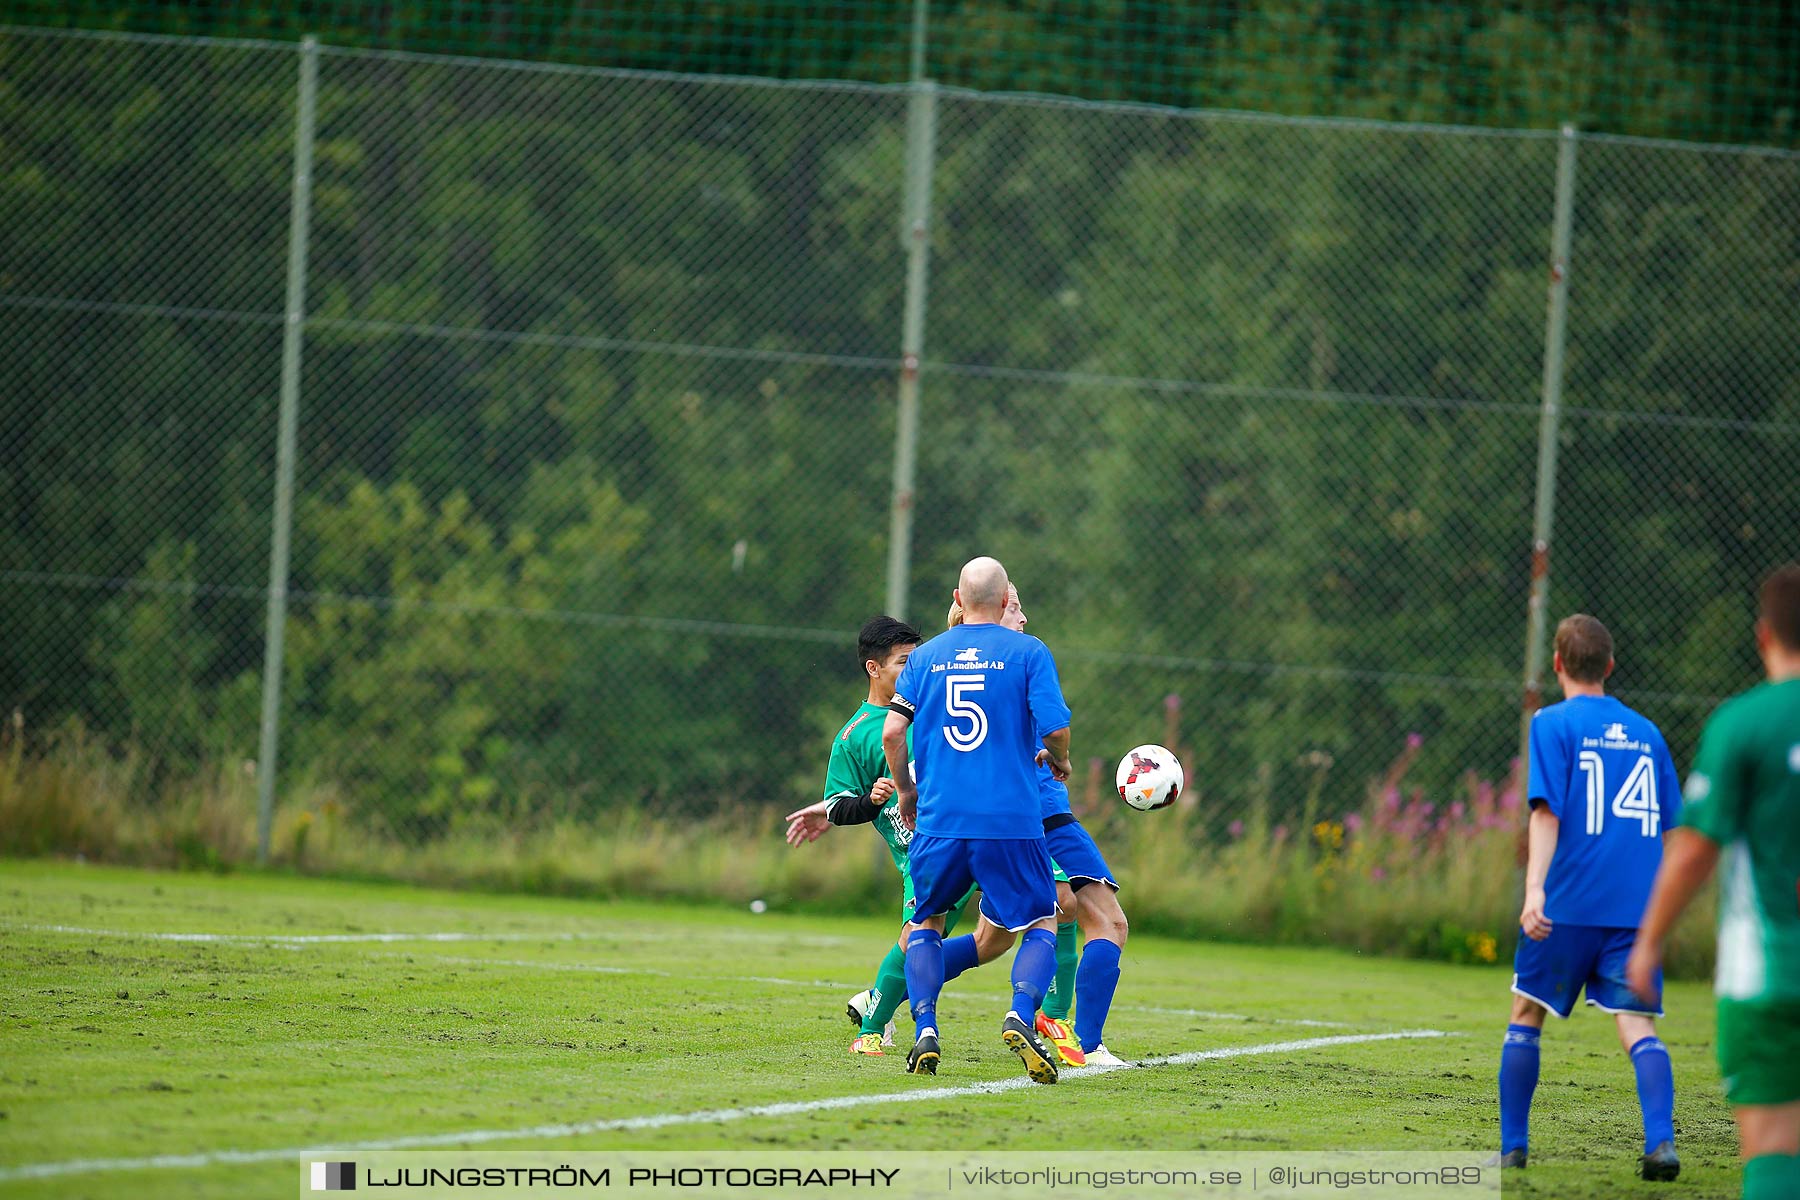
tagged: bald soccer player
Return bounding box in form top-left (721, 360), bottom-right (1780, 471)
top-left (884, 557), bottom-right (1072, 1083)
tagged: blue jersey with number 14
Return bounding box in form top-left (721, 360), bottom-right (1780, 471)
top-left (1527, 694), bottom-right (1681, 928)
top-left (890, 622), bottom-right (1072, 841)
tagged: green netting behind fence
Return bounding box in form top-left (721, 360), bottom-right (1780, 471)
top-left (7, 1), bottom-right (1798, 148)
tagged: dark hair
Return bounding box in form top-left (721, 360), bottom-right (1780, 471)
top-left (1761, 564), bottom-right (1800, 652)
top-left (1554, 614), bottom-right (1613, 684)
top-left (858, 615), bottom-right (921, 673)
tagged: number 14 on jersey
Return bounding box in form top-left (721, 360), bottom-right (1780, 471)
top-left (1577, 752), bottom-right (1661, 837)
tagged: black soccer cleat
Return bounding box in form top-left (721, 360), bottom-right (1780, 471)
top-left (906, 1030), bottom-right (940, 1076)
top-left (1640, 1141), bottom-right (1680, 1182)
top-left (1483, 1149), bottom-right (1527, 1170)
top-left (1000, 1012), bottom-right (1059, 1084)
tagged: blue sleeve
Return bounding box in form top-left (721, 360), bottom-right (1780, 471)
top-left (1027, 641), bottom-right (1073, 740)
top-left (1656, 737), bottom-right (1682, 830)
top-left (1526, 711), bottom-right (1567, 820)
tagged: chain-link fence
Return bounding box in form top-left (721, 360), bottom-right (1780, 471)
top-left (2, 26), bottom-right (1796, 867)
top-left (16, 2), bottom-right (1800, 150)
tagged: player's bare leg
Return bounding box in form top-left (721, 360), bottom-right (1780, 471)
top-left (1613, 1010), bottom-right (1656, 1052)
top-left (1738, 1100), bottom-right (1800, 1156)
top-left (1509, 993), bottom-right (1548, 1028)
top-left (1056, 883), bottom-right (1076, 923)
top-left (972, 913), bottom-right (1016, 962)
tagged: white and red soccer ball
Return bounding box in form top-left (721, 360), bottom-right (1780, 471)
top-left (1116, 744), bottom-right (1183, 811)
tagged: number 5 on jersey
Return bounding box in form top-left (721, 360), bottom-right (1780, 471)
top-left (1577, 751), bottom-right (1661, 836)
top-left (943, 674), bottom-right (989, 752)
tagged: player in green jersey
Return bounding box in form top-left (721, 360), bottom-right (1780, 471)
top-left (785, 615), bottom-right (976, 1056)
top-left (1630, 565), bottom-right (1800, 1200)
top-left (787, 611), bottom-right (1081, 1060)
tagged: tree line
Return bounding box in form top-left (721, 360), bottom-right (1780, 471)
top-left (0, 29), bottom-right (1794, 836)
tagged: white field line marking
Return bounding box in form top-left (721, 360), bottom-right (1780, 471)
top-left (3, 922), bottom-right (851, 948)
top-left (416, 958), bottom-right (1360, 1028)
top-left (0, 1029), bottom-right (1449, 1182)
top-left (10, 923), bottom-right (590, 944)
top-left (421, 956), bottom-right (1359, 1026)
top-left (8, 923), bottom-right (1362, 1027)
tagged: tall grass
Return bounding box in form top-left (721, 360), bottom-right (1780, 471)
top-left (0, 714), bottom-right (253, 870)
top-left (0, 717), bottom-right (1715, 976)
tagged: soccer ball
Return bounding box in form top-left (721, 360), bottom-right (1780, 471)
top-left (1116, 744), bottom-right (1183, 811)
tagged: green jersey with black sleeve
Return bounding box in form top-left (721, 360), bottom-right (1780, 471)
top-left (823, 701), bottom-right (914, 877)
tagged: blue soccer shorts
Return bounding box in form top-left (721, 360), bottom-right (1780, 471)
top-left (1043, 816), bottom-right (1117, 891)
top-left (908, 833), bottom-right (1058, 932)
top-left (1512, 924), bottom-right (1663, 1019)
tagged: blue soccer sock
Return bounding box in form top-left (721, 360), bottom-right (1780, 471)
top-left (903, 928), bottom-right (944, 1034)
top-left (941, 933), bottom-right (980, 984)
top-left (1628, 1036), bottom-right (1675, 1151)
top-left (1008, 927), bottom-right (1058, 1019)
top-left (1073, 937), bottom-right (1123, 1052)
top-left (1498, 1024), bottom-right (1541, 1155)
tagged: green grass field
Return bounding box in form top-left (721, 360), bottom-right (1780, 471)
top-left (0, 860), bottom-right (1742, 1198)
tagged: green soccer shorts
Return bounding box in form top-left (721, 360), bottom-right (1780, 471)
top-left (901, 872), bottom-right (977, 931)
top-left (1718, 997), bottom-right (1800, 1106)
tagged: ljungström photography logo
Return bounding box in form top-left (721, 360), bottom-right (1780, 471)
top-left (310, 1161), bottom-right (356, 1191)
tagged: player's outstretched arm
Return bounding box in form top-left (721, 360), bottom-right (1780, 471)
top-left (1627, 827), bottom-right (1722, 1003)
top-left (1518, 803), bottom-right (1558, 941)
top-left (785, 802), bottom-right (831, 845)
top-left (1036, 727), bottom-right (1073, 782)
top-left (796, 779), bottom-right (899, 843)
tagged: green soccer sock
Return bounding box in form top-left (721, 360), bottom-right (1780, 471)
top-left (861, 942), bottom-right (911, 1036)
top-left (1040, 921), bottom-right (1080, 1021)
top-left (1744, 1154), bottom-right (1800, 1199)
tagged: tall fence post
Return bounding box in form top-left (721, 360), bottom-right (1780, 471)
top-left (1517, 124), bottom-right (1579, 776)
top-left (907, 0), bottom-right (928, 83)
top-left (882, 65), bottom-right (939, 622)
top-left (256, 35), bottom-right (319, 864)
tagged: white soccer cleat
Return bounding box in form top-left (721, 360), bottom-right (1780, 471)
top-left (846, 990), bottom-right (895, 1044)
top-left (1083, 1043), bottom-right (1127, 1067)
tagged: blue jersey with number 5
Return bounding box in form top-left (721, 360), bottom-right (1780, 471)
top-left (890, 622), bottom-right (1072, 840)
top-left (1527, 695), bottom-right (1681, 927)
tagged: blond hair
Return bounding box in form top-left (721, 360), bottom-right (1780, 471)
top-left (950, 583), bottom-right (1019, 630)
